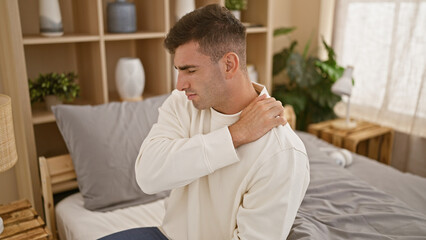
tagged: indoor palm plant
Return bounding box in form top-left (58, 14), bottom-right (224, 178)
top-left (272, 27), bottom-right (349, 131)
top-left (28, 72), bottom-right (80, 110)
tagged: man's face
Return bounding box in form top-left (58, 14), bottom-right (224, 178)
top-left (174, 41), bottom-right (226, 110)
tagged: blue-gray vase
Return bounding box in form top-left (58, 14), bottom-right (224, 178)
top-left (107, 0), bottom-right (137, 33)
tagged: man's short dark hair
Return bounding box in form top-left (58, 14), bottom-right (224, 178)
top-left (164, 4), bottom-right (247, 69)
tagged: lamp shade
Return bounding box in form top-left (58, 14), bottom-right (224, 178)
top-left (332, 66), bottom-right (354, 96)
top-left (0, 94), bottom-right (18, 172)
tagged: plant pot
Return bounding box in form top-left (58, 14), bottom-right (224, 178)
top-left (115, 58), bottom-right (145, 101)
top-left (39, 0), bottom-right (64, 37)
top-left (44, 95), bottom-right (62, 111)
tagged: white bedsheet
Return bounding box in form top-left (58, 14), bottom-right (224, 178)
top-left (56, 193), bottom-right (166, 240)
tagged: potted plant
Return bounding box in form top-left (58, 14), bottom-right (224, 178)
top-left (28, 72), bottom-right (80, 111)
top-left (272, 27), bottom-right (351, 131)
top-left (225, 0), bottom-right (247, 20)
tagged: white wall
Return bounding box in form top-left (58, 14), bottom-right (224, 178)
top-left (273, 0), bottom-right (322, 56)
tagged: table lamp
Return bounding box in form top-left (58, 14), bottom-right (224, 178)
top-left (331, 66), bottom-right (357, 129)
top-left (0, 94), bottom-right (18, 234)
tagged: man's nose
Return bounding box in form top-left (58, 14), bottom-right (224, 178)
top-left (176, 72), bottom-right (189, 91)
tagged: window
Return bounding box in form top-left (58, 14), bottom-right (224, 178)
top-left (333, 0), bottom-right (426, 137)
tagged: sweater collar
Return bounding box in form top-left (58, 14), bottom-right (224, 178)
top-left (210, 83), bottom-right (269, 126)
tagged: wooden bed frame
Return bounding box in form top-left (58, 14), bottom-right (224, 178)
top-left (39, 154), bottom-right (77, 239)
top-left (38, 105), bottom-right (296, 239)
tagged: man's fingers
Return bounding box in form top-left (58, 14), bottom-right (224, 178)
top-left (268, 105), bottom-right (285, 119)
top-left (275, 115), bottom-right (287, 126)
top-left (266, 104), bottom-right (287, 126)
top-left (243, 94), bottom-right (268, 113)
top-left (255, 94), bottom-right (267, 103)
top-left (252, 97), bottom-right (281, 112)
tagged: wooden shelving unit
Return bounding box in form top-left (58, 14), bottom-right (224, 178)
top-left (3, 0), bottom-right (273, 215)
top-left (17, 0), bottom-right (274, 157)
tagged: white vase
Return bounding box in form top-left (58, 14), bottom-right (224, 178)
top-left (173, 67), bottom-right (181, 89)
top-left (247, 64), bottom-right (258, 83)
top-left (115, 58), bottom-right (145, 101)
top-left (0, 216), bottom-right (3, 234)
top-left (175, 0), bottom-right (195, 21)
top-left (44, 95), bottom-right (62, 111)
top-left (231, 10), bottom-right (241, 21)
top-left (39, 0), bottom-right (64, 37)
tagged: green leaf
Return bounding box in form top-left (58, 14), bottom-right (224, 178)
top-left (315, 61), bottom-right (344, 82)
top-left (273, 52), bottom-right (286, 76)
top-left (286, 53), bottom-right (322, 87)
top-left (302, 33), bottom-right (313, 59)
top-left (289, 41), bottom-right (297, 52)
top-left (308, 80), bottom-right (341, 109)
top-left (273, 27), bottom-right (296, 37)
top-left (322, 38), bottom-right (337, 66)
top-left (273, 87), bottom-right (307, 115)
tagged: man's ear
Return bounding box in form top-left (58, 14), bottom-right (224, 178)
top-left (222, 52), bottom-right (239, 79)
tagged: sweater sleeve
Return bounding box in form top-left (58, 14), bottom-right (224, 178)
top-left (135, 92), bottom-right (240, 194)
top-left (232, 148), bottom-right (310, 240)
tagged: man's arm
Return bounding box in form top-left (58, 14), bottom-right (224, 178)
top-left (135, 92), bottom-right (239, 194)
top-left (232, 149), bottom-right (310, 240)
top-left (135, 92), bottom-right (287, 194)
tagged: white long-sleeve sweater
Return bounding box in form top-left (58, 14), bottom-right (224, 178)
top-left (135, 84), bottom-right (310, 240)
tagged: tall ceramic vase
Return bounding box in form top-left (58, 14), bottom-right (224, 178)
top-left (39, 0), bottom-right (64, 37)
top-left (115, 58), bottom-right (145, 101)
top-left (173, 0), bottom-right (195, 88)
top-left (175, 0), bottom-right (195, 21)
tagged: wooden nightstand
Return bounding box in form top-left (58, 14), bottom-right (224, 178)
top-left (308, 119), bottom-right (394, 165)
top-left (0, 199), bottom-right (51, 240)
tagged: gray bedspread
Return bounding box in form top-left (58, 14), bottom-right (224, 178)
top-left (290, 132), bottom-right (426, 239)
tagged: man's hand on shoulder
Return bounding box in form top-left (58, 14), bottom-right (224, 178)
top-left (229, 94), bottom-right (287, 148)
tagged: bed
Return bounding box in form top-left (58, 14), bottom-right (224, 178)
top-left (40, 95), bottom-right (426, 240)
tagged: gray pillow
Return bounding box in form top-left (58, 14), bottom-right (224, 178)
top-left (52, 94), bottom-right (170, 212)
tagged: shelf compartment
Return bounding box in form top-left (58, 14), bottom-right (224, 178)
top-left (246, 33), bottom-right (269, 88)
top-left (18, 0), bottom-right (100, 36)
top-left (241, 0), bottom-right (269, 28)
top-left (105, 39), bottom-right (171, 102)
top-left (31, 98), bottom-right (92, 125)
top-left (32, 108), bottom-right (56, 125)
top-left (104, 31), bottom-right (166, 41)
top-left (25, 42), bottom-right (105, 118)
top-left (23, 34), bottom-right (100, 45)
top-left (33, 122), bottom-right (68, 158)
top-left (102, 0), bottom-right (167, 34)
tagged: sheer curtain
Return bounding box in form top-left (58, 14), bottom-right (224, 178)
top-left (333, 0), bottom-right (426, 138)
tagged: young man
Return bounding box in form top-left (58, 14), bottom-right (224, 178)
top-left (102, 4), bottom-right (310, 240)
